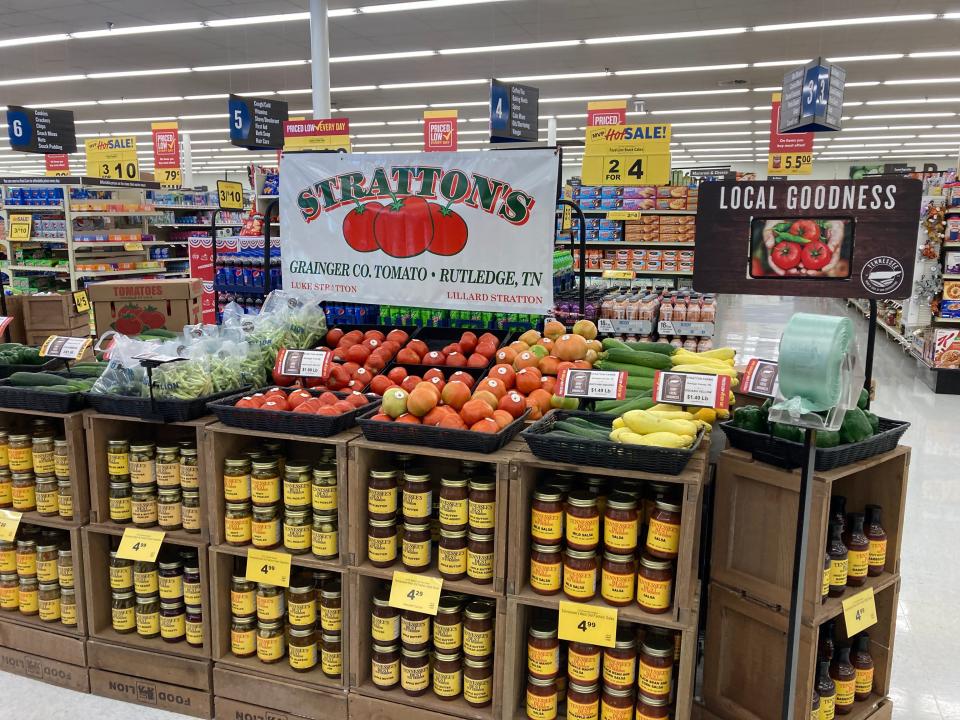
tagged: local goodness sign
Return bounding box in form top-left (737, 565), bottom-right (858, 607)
top-left (280, 150), bottom-right (560, 314)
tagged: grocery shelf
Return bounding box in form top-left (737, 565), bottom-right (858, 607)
top-left (152, 204), bottom-right (221, 210)
top-left (8, 237), bottom-right (68, 243)
top-left (944, 242), bottom-right (960, 248)
top-left (74, 240), bottom-right (188, 248)
top-left (70, 210), bottom-right (164, 217)
top-left (0, 205), bottom-right (64, 212)
top-left (934, 317), bottom-right (960, 323)
top-left (582, 268), bottom-right (693, 276)
top-left (5, 265), bottom-right (70, 273)
top-left (577, 209), bottom-right (697, 216)
top-left (557, 240), bottom-right (695, 248)
top-left (75, 267), bottom-right (167, 277)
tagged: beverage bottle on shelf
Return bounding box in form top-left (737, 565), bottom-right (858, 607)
top-left (659, 297), bottom-right (673, 321)
top-left (686, 298), bottom-right (701, 322)
top-left (672, 298), bottom-right (687, 322)
top-left (697, 338), bottom-right (713, 352)
top-left (701, 296), bottom-right (717, 322)
top-left (864, 505), bottom-right (887, 577)
top-left (683, 338), bottom-right (698, 352)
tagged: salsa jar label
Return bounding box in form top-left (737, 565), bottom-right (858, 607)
top-left (637, 576), bottom-right (672, 610)
top-left (527, 644), bottom-right (559, 677)
top-left (563, 566), bottom-right (597, 600)
top-left (567, 515), bottom-right (599, 546)
top-left (600, 569), bottom-right (633, 604)
top-left (603, 518), bottom-right (637, 552)
top-left (568, 648), bottom-right (601, 683)
top-left (530, 559), bottom-right (562, 592)
top-left (567, 697), bottom-right (599, 720)
top-left (638, 659), bottom-right (672, 695)
top-left (531, 509), bottom-right (563, 542)
top-left (525, 689), bottom-right (558, 720)
top-left (646, 518), bottom-right (680, 555)
top-left (599, 699), bottom-right (632, 720)
top-left (602, 654), bottom-right (635, 687)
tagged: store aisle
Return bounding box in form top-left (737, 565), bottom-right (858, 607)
top-left (716, 294), bottom-right (960, 720)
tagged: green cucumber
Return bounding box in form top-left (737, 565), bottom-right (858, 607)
top-left (601, 348), bottom-right (673, 369)
top-left (593, 395), bottom-right (655, 414)
top-left (554, 420), bottom-right (610, 440)
top-left (8, 372), bottom-right (73, 387)
top-left (139, 328), bottom-right (178, 338)
top-left (601, 338), bottom-right (630, 351)
top-left (623, 341), bottom-right (676, 356)
top-left (593, 360), bottom-right (657, 377)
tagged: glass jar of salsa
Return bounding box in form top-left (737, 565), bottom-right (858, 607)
top-left (566, 491), bottom-right (599, 551)
top-left (636, 693), bottom-right (671, 720)
top-left (568, 641), bottom-right (601, 684)
top-left (527, 625), bottom-right (560, 680)
top-left (604, 492), bottom-right (638, 555)
top-left (600, 551), bottom-right (635, 607)
top-left (601, 685), bottom-right (635, 720)
top-left (530, 543), bottom-right (562, 595)
top-left (603, 629), bottom-right (637, 691)
top-left (563, 548), bottom-right (598, 602)
top-left (526, 675), bottom-right (558, 720)
top-left (531, 488), bottom-right (564, 546)
top-left (637, 553), bottom-right (674, 614)
top-left (638, 631), bottom-right (674, 702)
top-left (645, 500), bottom-right (681, 560)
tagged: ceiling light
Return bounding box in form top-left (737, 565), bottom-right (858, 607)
top-left (98, 96), bottom-right (183, 104)
top-left (236, 91), bottom-right (276, 97)
top-left (73, 22), bottom-right (204, 39)
top-left (439, 40), bottom-right (580, 55)
top-left (205, 12), bottom-right (310, 27)
top-left (868, 97), bottom-right (960, 105)
top-left (331, 86), bottom-right (377, 92)
top-left (827, 53), bottom-right (904, 62)
top-left (279, 89), bottom-right (312, 95)
top-left (753, 59), bottom-right (812, 67)
top-left (87, 68), bottom-right (191, 79)
top-left (649, 106), bottom-right (751, 115)
top-left (178, 114), bottom-right (229, 120)
top-left (0, 74), bottom-right (85, 86)
top-left (586, 27), bottom-right (745, 45)
top-left (542, 94), bottom-right (631, 103)
top-left (194, 60), bottom-right (307, 72)
top-left (674, 120), bottom-right (746, 127)
top-left (429, 101), bottom-right (489, 107)
top-left (856, 112), bottom-right (956, 119)
top-left (637, 89), bottom-right (749, 98)
top-left (616, 63), bottom-right (748, 76)
top-left (359, 0), bottom-right (516, 13)
top-left (675, 131), bottom-right (753, 137)
top-left (500, 72), bottom-right (608, 82)
top-left (185, 94), bottom-right (230, 100)
top-left (379, 79), bottom-right (486, 89)
top-left (105, 116), bottom-right (176, 123)
top-left (829, 134), bottom-right (916, 140)
top-left (0, 33), bottom-right (70, 48)
top-left (884, 77), bottom-right (960, 85)
top-left (356, 132), bottom-right (421, 138)
top-left (754, 14), bottom-right (935, 32)
top-left (682, 140), bottom-right (758, 145)
top-left (338, 104), bottom-right (428, 112)
top-left (331, 50), bottom-right (435, 63)
top-left (846, 81), bottom-right (881, 87)
top-left (25, 100), bottom-right (97, 108)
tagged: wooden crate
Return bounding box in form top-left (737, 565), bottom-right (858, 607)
top-left (208, 544), bottom-right (349, 691)
top-left (21, 293), bottom-right (89, 331)
top-left (88, 639), bottom-right (213, 718)
top-left (215, 665), bottom-right (348, 720)
top-left (501, 596), bottom-right (698, 720)
top-left (204, 422), bottom-right (355, 569)
top-left (0, 638), bottom-right (89, 693)
top-left (710, 446), bottom-right (909, 624)
top-left (80, 524), bottom-right (212, 658)
top-left (84, 412), bottom-right (214, 542)
top-left (348, 569), bottom-right (507, 720)
top-left (701, 580), bottom-right (898, 720)
top-left (0, 407), bottom-right (90, 526)
top-left (347, 437), bottom-right (514, 598)
top-left (350, 693), bottom-right (473, 720)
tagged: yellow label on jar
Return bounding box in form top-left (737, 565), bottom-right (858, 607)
top-left (464, 675), bottom-right (492, 705)
top-left (810, 707), bottom-right (820, 720)
top-left (822, 567), bottom-right (831, 598)
top-left (830, 558), bottom-right (848, 586)
top-left (61, 600), bottom-right (76, 626)
top-left (567, 697), bottom-right (600, 720)
top-left (231, 628), bottom-right (255, 656)
top-left (602, 654), bottom-right (635, 687)
top-left (531, 510), bottom-right (562, 545)
top-left (564, 566), bottom-right (597, 600)
top-left (12, 484), bottom-right (35, 510)
top-left (463, 628), bottom-right (492, 658)
top-left (178, 579), bottom-right (197, 607)
top-left (283, 523), bottom-right (310, 551)
top-left (372, 658), bottom-right (400, 686)
top-left (525, 689), bottom-right (558, 720)
top-left (54, 454), bottom-right (69, 478)
top-left (638, 659), bottom-right (672, 695)
top-left (527, 644), bottom-right (560, 676)
top-left (112, 606), bottom-right (135, 631)
top-left (401, 663), bottom-right (429, 693)
top-left (0, 548), bottom-right (15, 574)
top-left (283, 480), bottom-right (309, 508)
top-left (439, 497), bottom-right (468, 527)
top-left (180, 464), bottom-right (199, 489)
top-left (637, 576), bottom-right (672, 610)
top-left (231, 589), bottom-right (255, 616)
top-left (110, 564), bottom-right (133, 590)
top-left (868, 539), bottom-right (887, 568)
top-left (434, 621), bottom-right (462, 651)
top-left (136, 610), bottom-right (160, 636)
top-left (157, 502), bottom-right (181, 528)
top-left (402, 539), bottom-right (431, 569)
top-left (108, 453), bottom-right (128, 476)
top-left (646, 518), bottom-right (680, 555)
top-left (322, 648), bottom-right (342, 676)
top-left (129, 460), bottom-right (155, 486)
top-left (600, 699), bottom-right (632, 720)
top-left (160, 613), bottom-right (186, 639)
top-left (252, 518), bottom-right (281, 549)
top-left (36, 559), bottom-right (58, 583)
top-left (256, 634), bottom-right (285, 662)
top-left (312, 484), bottom-right (337, 512)
top-left (251, 476), bottom-right (280, 505)
top-left (311, 529), bottom-right (337, 558)
top-left (159, 575), bottom-right (183, 600)
top-left (289, 643), bottom-right (317, 670)
top-left (368, 487), bottom-right (397, 515)
top-left (0, 443), bottom-right (8, 467)
top-left (256, 593), bottom-right (284, 621)
top-left (109, 496), bottom-right (131, 521)
top-left (568, 647), bottom-right (601, 683)
top-left (16, 553), bottom-right (36, 577)
top-left (35, 488), bottom-right (58, 514)
top-left (286, 599), bottom-right (314, 628)
top-left (438, 546), bottom-right (467, 576)
top-left (155, 463), bottom-right (180, 488)
top-left (9, 447), bottom-right (32, 472)
top-left (600, 569), bottom-right (633, 604)
top-left (224, 474), bottom-right (250, 502)
top-left (604, 518), bottom-right (637, 552)
top-left (469, 500), bottom-right (496, 530)
top-left (186, 619), bottom-right (203, 645)
top-left (18, 588), bottom-right (38, 614)
top-left (403, 490), bottom-right (432, 520)
top-left (58, 492), bottom-right (73, 518)
top-left (848, 549), bottom-right (869, 579)
top-left (835, 679), bottom-right (855, 707)
top-left (567, 515), bottom-right (599, 546)
top-left (855, 667), bottom-right (874, 695)
top-left (372, 614), bottom-right (400, 643)
top-left (433, 668), bottom-right (462, 697)
top-left (134, 570), bottom-right (158, 596)
top-left (368, 533), bottom-right (397, 564)
top-left (0, 585), bottom-right (18, 609)
top-left (401, 616), bottom-right (430, 646)
top-left (0, 481), bottom-right (11, 506)
top-left (182, 504), bottom-right (200, 531)
top-left (33, 451), bottom-right (54, 475)
top-left (225, 516), bottom-right (252, 544)
top-left (131, 499), bottom-right (157, 525)
top-left (468, 550), bottom-right (493, 581)
top-left (530, 559), bottom-right (561, 593)
top-left (321, 605), bottom-right (342, 633)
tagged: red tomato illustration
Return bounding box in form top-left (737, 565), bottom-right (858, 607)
top-left (139, 307), bottom-right (166, 329)
top-left (789, 219), bottom-right (820, 242)
top-left (373, 196), bottom-right (434, 258)
top-left (800, 240), bottom-right (832, 271)
top-left (114, 314), bottom-right (143, 335)
top-left (771, 241), bottom-right (801, 270)
top-left (342, 201), bottom-right (384, 252)
top-left (427, 203), bottom-right (468, 256)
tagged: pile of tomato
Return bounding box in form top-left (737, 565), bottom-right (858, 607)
top-left (234, 387), bottom-right (371, 416)
top-left (769, 219), bottom-right (833, 273)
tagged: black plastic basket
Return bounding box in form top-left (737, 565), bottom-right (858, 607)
top-left (521, 409), bottom-right (704, 475)
top-left (86, 387), bottom-right (245, 423)
top-left (208, 387), bottom-right (381, 437)
top-left (357, 407), bottom-right (529, 454)
top-left (0, 358), bottom-right (66, 379)
top-left (0, 379), bottom-right (88, 413)
top-left (719, 417), bottom-right (910, 471)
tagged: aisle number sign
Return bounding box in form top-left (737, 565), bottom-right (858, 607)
top-left (842, 587), bottom-right (878, 635)
top-left (217, 180), bottom-right (244, 210)
top-left (116, 528), bottom-right (165, 562)
top-left (7, 214), bottom-right (32, 240)
top-left (388, 571), bottom-right (443, 614)
top-left (582, 123), bottom-right (672, 186)
top-left (0, 509), bottom-right (22, 542)
top-left (558, 601), bottom-right (617, 647)
top-left (152, 122), bottom-right (182, 187)
top-left (85, 136), bottom-right (139, 181)
top-left (245, 549), bottom-right (292, 587)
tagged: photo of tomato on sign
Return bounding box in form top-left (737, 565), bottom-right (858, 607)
top-left (750, 218), bottom-right (854, 279)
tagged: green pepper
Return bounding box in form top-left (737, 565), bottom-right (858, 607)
top-left (857, 388), bottom-right (869, 410)
top-left (772, 422), bottom-right (804, 443)
top-left (772, 222), bottom-right (792, 233)
top-left (733, 406), bottom-right (768, 433)
top-left (839, 408), bottom-right (873, 444)
top-left (816, 430), bottom-right (840, 448)
top-left (862, 410), bottom-right (880, 435)
top-left (776, 231), bottom-right (811, 244)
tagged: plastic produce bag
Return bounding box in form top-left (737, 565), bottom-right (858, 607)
top-left (89, 332), bottom-right (158, 397)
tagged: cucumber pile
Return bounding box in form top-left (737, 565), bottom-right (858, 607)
top-left (5, 363), bottom-right (107, 392)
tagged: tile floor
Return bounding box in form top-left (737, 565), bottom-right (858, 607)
top-left (0, 294), bottom-right (956, 719)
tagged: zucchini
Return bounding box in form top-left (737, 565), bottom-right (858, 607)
top-left (624, 341), bottom-right (676, 356)
top-left (626, 376), bottom-right (654, 390)
top-left (552, 421), bottom-right (610, 440)
top-left (565, 417), bottom-right (614, 434)
top-left (601, 348), bottom-right (674, 369)
top-left (593, 360), bottom-right (657, 377)
top-left (63, 366), bottom-right (104, 377)
top-left (7, 372), bottom-right (73, 387)
top-left (601, 338), bottom-right (630, 351)
top-left (139, 328), bottom-right (178, 339)
top-left (593, 395), bottom-right (655, 414)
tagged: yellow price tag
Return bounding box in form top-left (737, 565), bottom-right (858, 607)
top-left (558, 601), bottom-right (618, 648)
top-left (602, 270), bottom-right (635, 280)
top-left (116, 528), bottom-right (165, 562)
top-left (39, 336), bottom-right (92, 360)
top-left (85, 136), bottom-right (140, 181)
top-left (582, 153), bottom-right (671, 186)
top-left (8, 214), bottom-right (32, 240)
top-left (562, 204), bottom-right (572, 231)
top-left (388, 571), bottom-right (443, 615)
top-left (245, 549), bottom-right (292, 587)
top-left (123, 242), bottom-right (144, 252)
top-left (73, 290), bottom-right (90, 314)
top-left (767, 152), bottom-right (813, 176)
top-left (607, 210), bottom-right (641, 221)
top-left (46, 170), bottom-right (69, 177)
top-left (217, 180), bottom-right (245, 211)
top-left (0, 509), bottom-right (22, 542)
top-left (842, 587), bottom-right (878, 636)
top-left (158, 168), bottom-right (182, 187)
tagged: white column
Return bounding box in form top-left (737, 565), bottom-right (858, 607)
top-left (181, 132), bottom-right (193, 188)
top-left (548, 117), bottom-right (557, 145)
top-left (310, 0), bottom-right (332, 118)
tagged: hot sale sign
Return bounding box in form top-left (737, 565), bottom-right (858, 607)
top-left (424, 110), bottom-right (458, 152)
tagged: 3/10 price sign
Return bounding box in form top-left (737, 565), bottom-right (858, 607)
top-left (217, 180), bottom-right (245, 210)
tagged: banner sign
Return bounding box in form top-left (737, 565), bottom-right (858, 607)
top-left (280, 149), bottom-right (560, 314)
top-left (151, 122), bottom-right (181, 186)
top-left (6, 106), bottom-right (76, 154)
top-left (587, 100), bottom-right (627, 127)
top-left (780, 58), bottom-right (846, 133)
top-left (284, 118), bottom-right (351, 152)
top-left (188, 236), bottom-right (215, 323)
top-left (45, 154), bottom-right (70, 176)
top-left (424, 110), bottom-right (458, 152)
top-left (582, 124), bottom-right (671, 186)
top-left (768, 93), bottom-right (814, 176)
top-left (490, 79), bottom-right (539, 142)
top-left (229, 94), bottom-right (288, 149)
top-left (85, 136), bottom-right (139, 180)
top-left (692, 179), bottom-right (923, 299)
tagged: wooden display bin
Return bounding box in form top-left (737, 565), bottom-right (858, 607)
top-left (80, 524), bottom-right (212, 658)
top-left (214, 665), bottom-right (348, 720)
top-left (204, 422), bottom-right (354, 569)
top-left (501, 596), bottom-right (698, 720)
top-left (702, 580), bottom-right (898, 720)
top-left (84, 412), bottom-right (214, 541)
top-left (710, 446), bottom-right (909, 624)
top-left (347, 438), bottom-right (513, 597)
top-left (350, 693), bottom-right (474, 720)
top-left (0, 407), bottom-right (90, 526)
top-left (208, 544), bottom-right (349, 691)
top-left (0, 621), bottom-right (89, 693)
top-left (348, 570), bottom-right (507, 720)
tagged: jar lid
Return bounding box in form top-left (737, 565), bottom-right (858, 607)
top-left (641, 640), bottom-right (674, 658)
top-left (38, 581), bottom-right (60, 590)
top-left (527, 675), bottom-right (555, 688)
top-left (440, 477), bottom-right (468, 488)
top-left (36, 543), bottom-right (58, 551)
top-left (130, 443), bottom-right (155, 452)
top-left (312, 465), bottom-right (336, 478)
top-left (57, 549), bottom-right (72, 557)
top-left (226, 502), bottom-right (251, 511)
top-left (285, 462), bottom-right (312, 473)
top-left (289, 627), bottom-right (315, 638)
top-left (403, 522), bottom-right (430, 532)
top-left (132, 484), bottom-right (156, 493)
top-left (612, 636), bottom-right (636, 650)
top-left (107, 440), bottom-right (128, 448)
top-left (434, 650), bottom-right (461, 661)
top-left (566, 491), bottom-right (597, 508)
top-left (157, 445), bottom-right (180, 454)
top-left (372, 594), bottom-right (393, 608)
top-left (112, 590), bottom-right (134, 599)
top-left (185, 604), bottom-right (202, 615)
top-left (654, 500), bottom-right (681, 513)
top-left (586, 477), bottom-right (606, 489)
top-left (440, 529), bottom-right (467, 539)
top-left (646, 482), bottom-right (672, 494)
top-left (231, 574), bottom-right (252, 584)
top-left (36, 476), bottom-right (57, 484)
top-left (233, 616), bottom-right (255, 626)
top-left (464, 601), bottom-right (494, 620)
top-left (158, 561), bottom-right (182, 570)
top-left (8, 434), bottom-right (29, 442)
top-left (160, 600), bottom-right (185, 610)
top-left (313, 570), bottom-right (333, 581)
top-left (402, 647), bottom-right (428, 658)
top-left (568, 681), bottom-right (599, 694)
top-left (253, 506), bottom-right (278, 517)
top-left (369, 469), bottom-right (397, 479)
top-left (531, 543), bottom-right (561, 555)
top-left (369, 518), bottom-right (397, 528)
top-left (437, 597), bottom-right (462, 614)
top-left (640, 553), bottom-right (673, 571)
top-left (464, 657), bottom-right (491, 669)
top-left (19, 577), bottom-right (37, 585)
top-left (313, 512), bottom-right (337, 521)
top-left (251, 460), bottom-right (279, 470)
top-left (604, 685), bottom-right (634, 698)
top-left (16, 539), bottom-right (36, 547)
top-left (180, 447), bottom-right (198, 457)
top-left (12, 472), bottom-right (35, 480)
top-left (284, 509), bottom-right (310, 519)
top-left (182, 489), bottom-right (200, 498)
top-left (225, 457), bottom-right (251, 467)
top-left (109, 481), bottom-right (131, 489)
top-left (136, 594), bottom-right (160, 604)
top-left (468, 480), bottom-right (495, 491)
top-left (258, 620), bottom-right (283, 630)
top-left (565, 548), bottom-right (596, 561)
top-left (638, 693), bottom-right (669, 707)
top-left (606, 491), bottom-right (637, 510)
top-left (604, 551), bottom-right (635, 564)
top-left (373, 642), bottom-right (399, 653)
top-left (321, 633), bottom-right (341, 643)
top-left (467, 531), bottom-right (493, 543)
top-left (321, 588), bottom-right (342, 599)
top-left (532, 488), bottom-right (563, 502)
top-left (287, 580), bottom-right (314, 593)
top-left (528, 626), bottom-right (558, 640)
top-left (403, 469), bottom-right (431, 482)
top-left (158, 489), bottom-right (180, 498)
top-left (61, 587), bottom-right (75, 596)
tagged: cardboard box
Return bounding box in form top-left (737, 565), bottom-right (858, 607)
top-left (21, 293), bottom-right (89, 331)
top-left (26, 325), bottom-right (92, 350)
top-left (2, 295), bottom-right (27, 344)
top-left (87, 278), bottom-right (202, 336)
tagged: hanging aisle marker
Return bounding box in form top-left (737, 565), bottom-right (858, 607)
top-left (116, 528), bottom-right (165, 562)
top-left (388, 571), bottom-right (443, 614)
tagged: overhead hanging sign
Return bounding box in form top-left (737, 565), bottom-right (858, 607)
top-left (6, 106), bottom-right (76, 154)
top-left (780, 58), bottom-right (846, 133)
top-left (692, 179), bottom-right (923, 299)
top-left (280, 149), bottom-right (560, 314)
top-left (85, 136), bottom-right (139, 181)
top-left (768, 93), bottom-right (814, 176)
top-left (229, 94), bottom-right (288, 149)
top-left (284, 118), bottom-right (351, 152)
top-left (424, 110), bottom-right (458, 152)
top-left (45, 154), bottom-right (70, 176)
top-left (582, 123), bottom-right (672, 186)
top-left (151, 121), bottom-right (182, 187)
top-left (587, 100), bottom-right (627, 127)
top-left (490, 79), bottom-right (539, 142)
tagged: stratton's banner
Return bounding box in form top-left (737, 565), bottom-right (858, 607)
top-left (280, 150), bottom-right (560, 314)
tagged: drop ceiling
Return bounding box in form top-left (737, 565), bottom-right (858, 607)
top-left (3, 0), bottom-right (960, 176)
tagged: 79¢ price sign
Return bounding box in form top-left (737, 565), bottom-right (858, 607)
top-left (388, 571), bottom-right (443, 615)
top-left (557, 601), bottom-right (618, 648)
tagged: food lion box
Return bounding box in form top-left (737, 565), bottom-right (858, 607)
top-left (88, 279), bottom-right (202, 336)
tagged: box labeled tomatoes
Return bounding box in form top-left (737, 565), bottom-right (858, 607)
top-left (88, 278), bottom-right (202, 336)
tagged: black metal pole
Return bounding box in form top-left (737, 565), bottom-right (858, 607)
top-left (555, 199), bottom-right (587, 316)
top-left (263, 199), bottom-right (279, 295)
top-left (210, 212), bottom-right (218, 314)
top-left (863, 299), bottom-right (877, 410)
top-left (782, 427), bottom-right (817, 720)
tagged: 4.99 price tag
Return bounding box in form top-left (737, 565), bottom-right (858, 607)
top-left (653, 370), bottom-right (730, 410)
top-left (557, 601), bottom-right (618, 648)
top-left (276, 348), bottom-right (332, 378)
top-left (842, 587), bottom-right (878, 636)
top-left (389, 571), bottom-right (443, 615)
top-left (245, 548), bottom-right (292, 587)
top-left (116, 528), bottom-right (165, 562)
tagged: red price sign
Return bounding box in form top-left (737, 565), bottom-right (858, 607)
top-left (652, 370), bottom-right (730, 410)
top-left (0, 317), bottom-right (13, 335)
top-left (276, 348), bottom-right (332, 378)
top-left (555, 368), bottom-right (628, 400)
top-left (741, 358), bottom-right (780, 398)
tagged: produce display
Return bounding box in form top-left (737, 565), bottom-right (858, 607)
top-left (232, 386), bottom-right (371, 416)
top-left (0, 523), bottom-right (76, 628)
top-left (0, 343), bottom-right (53, 367)
top-left (751, 218), bottom-right (852, 279)
top-left (4, 365), bottom-right (105, 394)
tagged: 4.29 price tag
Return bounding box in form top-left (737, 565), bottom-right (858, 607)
top-left (116, 528), bottom-right (165, 562)
top-left (557, 601), bottom-right (618, 648)
top-left (653, 370), bottom-right (730, 410)
top-left (388, 571), bottom-right (443, 615)
top-left (245, 548), bottom-right (292, 587)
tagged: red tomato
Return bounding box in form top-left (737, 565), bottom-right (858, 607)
top-left (293, 399), bottom-right (321, 413)
top-left (315, 406), bottom-right (340, 416)
top-left (272, 368), bottom-right (295, 386)
top-left (234, 397), bottom-right (257, 408)
top-left (800, 240), bottom-right (832, 271)
top-left (427, 203), bottom-right (468, 256)
top-left (771, 241), bottom-right (801, 270)
top-left (789, 219), bottom-right (820, 242)
top-left (287, 390), bottom-right (313, 409)
top-left (318, 392), bottom-right (339, 406)
top-left (373, 195), bottom-right (434, 258)
top-left (342, 201), bottom-right (384, 252)
top-left (261, 399), bottom-right (289, 412)
top-left (249, 393), bottom-right (267, 407)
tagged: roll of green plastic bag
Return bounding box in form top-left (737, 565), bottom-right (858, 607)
top-left (775, 312), bottom-right (854, 414)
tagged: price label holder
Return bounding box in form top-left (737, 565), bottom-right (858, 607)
top-left (741, 358), bottom-right (780, 398)
top-left (557, 601), bottom-right (618, 648)
top-left (116, 528), bottom-right (165, 562)
top-left (158, 168), bottom-right (182, 187)
top-left (40, 335), bottom-right (92, 360)
top-left (657, 320), bottom-right (715, 338)
top-left (597, 318), bottom-right (653, 336)
top-left (601, 270), bottom-right (635, 280)
top-left (276, 348), bottom-right (332, 379)
top-left (581, 153), bottom-right (671, 186)
top-left (653, 370), bottom-right (731, 410)
top-left (245, 549), bottom-right (293, 587)
top-left (72, 290), bottom-right (90, 314)
top-left (388, 571), bottom-right (443, 615)
top-left (217, 180), bottom-right (245, 211)
top-left (124, 241), bottom-right (145, 252)
top-left (607, 210), bottom-right (641, 221)
top-left (842, 587), bottom-right (878, 636)
top-left (555, 368), bottom-right (628, 400)
top-left (0, 509), bottom-right (23, 542)
top-left (8, 214), bottom-right (32, 240)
